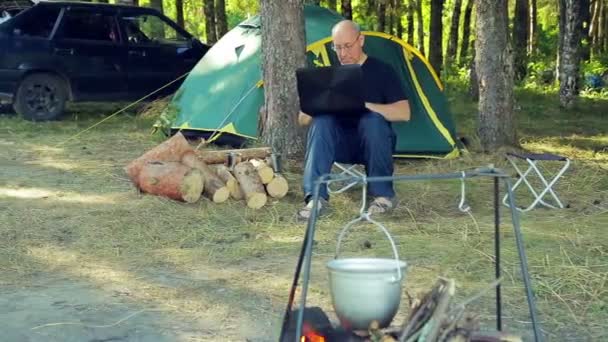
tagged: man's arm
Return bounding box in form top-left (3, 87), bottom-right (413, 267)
top-left (365, 100), bottom-right (410, 122)
top-left (298, 111), bottom-right (313, 126)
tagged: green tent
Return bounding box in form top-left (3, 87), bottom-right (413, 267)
top-left (170, 5), bottom-right (460, 159)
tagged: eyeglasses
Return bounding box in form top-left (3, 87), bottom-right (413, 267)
top-left (331, 34), bottom-right (360, 52)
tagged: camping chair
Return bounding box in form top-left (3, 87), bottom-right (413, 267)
top-left (502, 152), bottom-right (571, 212)
top-left (327, 163), bottom-right (365, 194)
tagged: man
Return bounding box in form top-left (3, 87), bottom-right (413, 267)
top-left (297, 20), bottom-right (411, 221)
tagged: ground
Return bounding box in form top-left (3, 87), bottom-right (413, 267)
top-left (1, 87), bottom-right (607, 342)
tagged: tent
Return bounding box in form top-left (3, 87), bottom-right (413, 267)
top-left (170, 5), bottom-right (460, 159)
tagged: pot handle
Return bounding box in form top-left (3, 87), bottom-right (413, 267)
top-left (335, 215), bottom-right (403, 283)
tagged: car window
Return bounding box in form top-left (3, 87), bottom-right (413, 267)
top-left (60, 9), bottom-right (118, 42)
top-left (121, 13), bottom-right (188, 46)
top-left (10, 6), bottom-right (60, 38)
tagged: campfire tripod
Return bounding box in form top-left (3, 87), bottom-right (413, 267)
top-left (280, 167), bottom-right (544, 342)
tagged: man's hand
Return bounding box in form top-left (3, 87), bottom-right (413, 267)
top-left (298, 111), bottom-right (313, 126)
top-left (365, 100), bottom-right (410, 122)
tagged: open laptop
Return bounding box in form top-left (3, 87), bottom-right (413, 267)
top-left (296, 64), bottom-right (366, 117)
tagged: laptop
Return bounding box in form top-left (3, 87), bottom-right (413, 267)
top-left (296, 64), bottom-right (366, 117)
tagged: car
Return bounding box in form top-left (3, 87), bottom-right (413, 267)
top-left (0, 0), bottom-right (210, 121)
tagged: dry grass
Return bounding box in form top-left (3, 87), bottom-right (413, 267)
top-left (0, 91), bottom-right (607, 341)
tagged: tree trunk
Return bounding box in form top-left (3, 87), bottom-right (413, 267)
top-left (203, 0), bottom-right (217, 44)
top-left (513, 0), bottom-right (530, 81)
top-left (580, 0), bottom-right (591, 61)
top-left (415, 0), bottom-right (425, 55)
top-left (149, 0), bottom-right (162, 13)
top-left (407, 0), bottom-right (415, 44)
top-left (429, 0), bottom-right (445, 73)
top-left (175, 0), bottom-right (184, 28)
top-left (377, 0), bottom-right (387, 33)
top-left (590, 0), bottom-right (601, 53)
top-left (559, 0), bottom-right (582, 108)
top-left (529, 0), bottom-right (538, 55)
top-left (598, 0), bottom-right (606, 53)
top-left (446, 0), bottom-right (463, 66)
top-left (394, 0), bottom-right (404, 38)
top-left (469, 41), bottom-right (479, 101)
top-left (215, 0), bottom-right (228, 39)
top-left (475, 0), bottom-right (516, 150)
top-left (260, 0), bottom-right (307, 157)
top-left (327, 0), bottom-right (337, 11)
top-left (459, 0), bottom-right (474, 65)
top-left (341, 0), bottom-right (353, 20)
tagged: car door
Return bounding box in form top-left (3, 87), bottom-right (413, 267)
top-left (118, 10), bottom-right (204, 98)
top-left (53, 6), bottom-right (127, 101)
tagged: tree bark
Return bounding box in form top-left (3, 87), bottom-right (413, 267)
top-left (182, 152), bottom-right (230, 203)
top-left (260, 0), bottom-right (307, 157)
top-left (469, 41), bottom-right (479, 101)
top-left (559, 0), bottom-right (582, 108)
top-left (415, 0), bottom-right (425, 55)
top-left (394, 0), bottom-right (404, 38)
top-left (406, 0), bottom-right (415, 44)
top-left (475, 0), bottom-right (516, 150)
top-left (149, 0), bottom-right (163, 13)
top-left (590, 0), bottom-right (602, 53)
top-left (459, 0), bottom-right (474, 65)
top-left (233, 162), bottom-right (267, 209)
top-left (528, 0), bottom-right (538, 55)
top-left (215, 0), bottom-right (228, 39)
top-left (580, 0), bottom-right (591, 61)
top-left (327, 0), bottom-right (337, 11)
top-left (341, 0), bottom-right (353, 20)
top-left (513, 0), bottom-right (530, 81)
top-left (446, 0), bottom-right (463, 66)
top-left (203, 0), bottom-right (217, 44)
top-left (175, 0), bottom-right (184, 28)
top-left (429, 0), bottom-right (445, 73)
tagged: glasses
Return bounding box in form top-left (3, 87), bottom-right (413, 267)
top-left (331, 34), bottom-right (360, 52)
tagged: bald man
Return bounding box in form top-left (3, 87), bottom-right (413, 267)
top-left (297, 20), bottom-right (410, 221)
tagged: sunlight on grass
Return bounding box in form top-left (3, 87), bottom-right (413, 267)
top-left (0, 187), bottom-right (121, 204)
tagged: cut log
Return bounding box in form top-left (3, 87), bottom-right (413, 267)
top-left (195, 147), bottom-right (272, 165)
top-left (213, 164), bottom-right (244, 200)
top-left (182, 151), bottom-right (229, 203)
top-left (125, 132), bottom-right (193, 186)
top-left (266, 174), bottom-right (289, 198)
top-left (249, 159), bottom-right (274, 184)
top-left (233, 161), bottom-right (267, 209)
top-left (137, 161), bottom-right (203, 203)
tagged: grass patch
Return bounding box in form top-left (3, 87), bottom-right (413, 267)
top-left (1, 89), bottom-right (607, 340)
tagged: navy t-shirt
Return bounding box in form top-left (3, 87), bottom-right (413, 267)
top-left (361, 56), bottom-right (407, 104)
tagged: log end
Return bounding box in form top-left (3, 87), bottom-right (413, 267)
top-left (246, 193), bottom-right (267, 209)
top-left (267, 176), bottom-right (289, 199)
top-left (180, 169), bottom-right (204, 203)
top-left (212, 187), bottom-right (230, 203)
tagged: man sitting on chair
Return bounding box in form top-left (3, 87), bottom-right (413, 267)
top-left (297, 20), bottom-right (411, 221)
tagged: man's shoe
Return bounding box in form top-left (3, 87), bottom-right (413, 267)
top-left (367, 197), bottom-right (394, 215)
top-left (296, 198), bottom-right (328, 222)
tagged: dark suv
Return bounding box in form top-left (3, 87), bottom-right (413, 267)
top-left (0, 1), bottom-right (209, 120)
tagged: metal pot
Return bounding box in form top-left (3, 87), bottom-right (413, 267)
top-left (326, 216), bottom-right (408, 330)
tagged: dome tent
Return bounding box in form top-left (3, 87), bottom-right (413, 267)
top-left (169, 5), bottom-right (459, 159)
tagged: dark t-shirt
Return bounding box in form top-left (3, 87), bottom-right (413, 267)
top-left (361, 56), bottom-right (407, 104)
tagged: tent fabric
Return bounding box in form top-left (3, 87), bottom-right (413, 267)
top-left (170, 5), bottom-right (459, 159)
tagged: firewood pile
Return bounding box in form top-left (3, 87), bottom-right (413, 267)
top-left (124, 132), bottom-right (288, 208)
top-left (363, 278), bottom-right (522, 342)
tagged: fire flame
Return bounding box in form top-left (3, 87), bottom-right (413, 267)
top-left (300, 322), bottom-right (326, 342)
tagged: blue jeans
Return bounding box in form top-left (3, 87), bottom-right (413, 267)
top-left (302, 111), bottom-right (396, 202)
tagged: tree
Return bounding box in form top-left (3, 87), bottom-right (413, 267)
top-left (327, 0), bottom-right (337, 11)
top-left (558, 0), bottom-right (582, 108)
top-left (513, 0), bottom-right (530, 81)
top-left (260, 0), bottom-right (307, 156)
top-left (415, 0), bottom-right (425, 55)
top-left (459, 0), bottom-right (474, 65)
top-left (377, 0), bottom-right (387, 32)
top-left (446, 0), bottom-right (463, 66)
top-left (528, 0), bottom-right (538, 55)
top-left (149, 0), bottom-right (162, 13)
top-left (580, 0), bottom-right (591, 61)
top-left (215, 0), bottom-right (228, 39)
top-left (428, 0), bottom-right (445, 73)
top-left (203, 0), bottom-right (217, 44)
top-left (475, 0), bottom-right (516, 150)
top-left (406, 0), bottom-right (415, 45)
top-left (175, 0), bottom-right (184, 28)
top-left (342, 0), bottom-right (353, 19)
top-left (394, 0), bottom-right (404, 38)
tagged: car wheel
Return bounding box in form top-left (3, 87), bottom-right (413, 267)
top-left (13, 73), bottom-right (68, 121)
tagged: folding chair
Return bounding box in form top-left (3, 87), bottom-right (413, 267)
top-left (327, 162), bottom-right (365, 194)
top-left (502, 152), bottom-right (571, 212)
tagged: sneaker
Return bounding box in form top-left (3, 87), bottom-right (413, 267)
top-left (367, 197), bottom-right (394, 215)
top-left (296, 198), bottom-right (328, 222)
